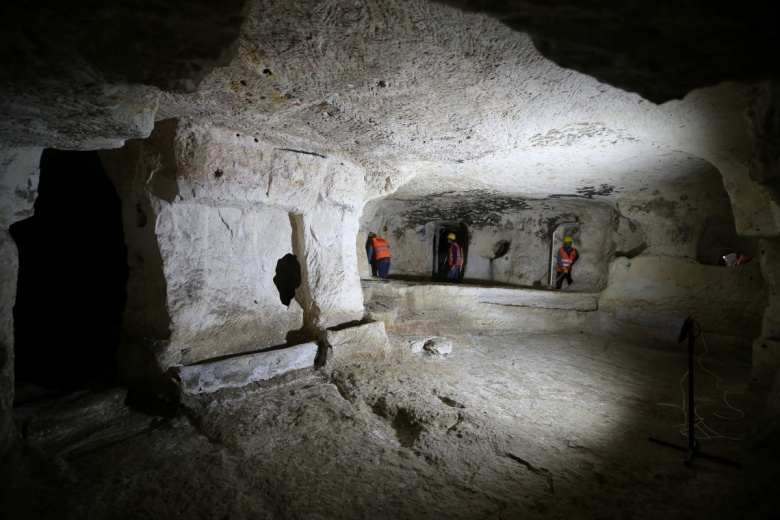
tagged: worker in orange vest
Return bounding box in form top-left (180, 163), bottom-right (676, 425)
top-left (367, 232), bottom-right (392, 279)
top-left (446, 233), bottom-right (463, 282)
top-left (555, 235), bottom-right (579, 289)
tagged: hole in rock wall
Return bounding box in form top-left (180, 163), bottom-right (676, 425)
top-left (491, 239), bottom-right (510, 259)
top-left (273, 253), bottom-right (302, 306)
top-left (9, 150), bottom-right (128, 391)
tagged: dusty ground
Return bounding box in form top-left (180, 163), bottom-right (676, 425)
top-left (2, 332), bottom-right (778, 519)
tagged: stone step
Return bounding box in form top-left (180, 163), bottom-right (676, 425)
top-left (176, 342), bottom-right (318, 395)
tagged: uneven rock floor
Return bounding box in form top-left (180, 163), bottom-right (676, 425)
top-left (3, 333), bottom-right (778, 519)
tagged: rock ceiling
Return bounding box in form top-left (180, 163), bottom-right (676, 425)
top-left (160, 0), bottom-right (754, 204)
top-left (2, 0), bottom-right (773, 205)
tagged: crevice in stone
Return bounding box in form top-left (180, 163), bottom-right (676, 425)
top-left (326, 319), bottom-right (371, 332)
top-left (371, 397), bottom-right (423, 448)
top-left (505, 452), bottom-right (555, 494)
top-left (330, 376), bottom-right (355, 403)
top-left (275, 148), bottom-right (326, 158)
top-left (436, 395), bottom-right (465, 409)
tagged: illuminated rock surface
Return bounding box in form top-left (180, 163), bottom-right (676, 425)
top-left (1, 0), bottom-right (780, 517)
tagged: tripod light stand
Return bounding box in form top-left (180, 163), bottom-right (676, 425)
top-left (648, 317), bottom-right (741, 468)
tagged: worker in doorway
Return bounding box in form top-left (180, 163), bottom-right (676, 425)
top-left (555, 236), bottom-right (579, 289)
top-left (367, 232), bottom-right (392, 279)
top-left (446, 233), bottom-right (462, 282)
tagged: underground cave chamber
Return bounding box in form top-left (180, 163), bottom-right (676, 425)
top-left (2, 1), bottom-right (780, 517)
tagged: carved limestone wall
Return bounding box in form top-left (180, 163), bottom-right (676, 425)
top-left (615, 166), bottom-right (756, 262)
top-left (600, 163), bottom-right (767, 351)
top-left (753, 239), bottom-right (780, 385)
top-left (101, 119), bottom-right (368, 385)
top-left (742, 85), bottom-right (780, 419)
top-left (361, 197), bottom-right (626, 290)
top-left (361, 160), bottom-right (744, 290)
top-left (0, 147), bottom-right (40, 453)
top-left (599, 257), bottom-right (765, 352)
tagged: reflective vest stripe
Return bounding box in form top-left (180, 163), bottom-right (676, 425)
top-left (372, 237), bottom-right (391, 260)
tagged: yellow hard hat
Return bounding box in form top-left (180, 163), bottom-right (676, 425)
top-left (563, 236), bottom-right (573, 243)
top-left (368, 232), bottom-right (377, 238)
top-left (447, 233), bottom-right (456, 240)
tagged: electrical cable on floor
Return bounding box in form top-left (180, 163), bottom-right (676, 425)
top-left (656, 319), bottom-right (748, 442)
top-left (696, 334), bottom-right (746, 422)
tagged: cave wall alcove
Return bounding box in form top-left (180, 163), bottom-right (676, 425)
top-left (360, 194), bottom-right (618, 290)
top-left (359, 165), bottom-right (768, 354)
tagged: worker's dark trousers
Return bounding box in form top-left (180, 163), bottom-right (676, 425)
top-left (376, 257), bottom-right (391, 278)
top-left (555, 271), bottom-right (573, 289)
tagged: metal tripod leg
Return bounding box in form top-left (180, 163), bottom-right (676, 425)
top-left (648, 319), bottom-right (741, 469)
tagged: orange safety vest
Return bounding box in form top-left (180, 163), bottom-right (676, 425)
top-left (449, 242), bottom-right (463, 266)
top-left (371, 236), bottom-right (391, 260)
top-left (557, 247), bottom-right (578, 272)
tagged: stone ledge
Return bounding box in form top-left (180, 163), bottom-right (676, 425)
top-left (362, 279), bottom-right (599, 312)
top-left (176, 342), bottom-right (318, 395)
top-left (476, 289), bottom-right (598, 311)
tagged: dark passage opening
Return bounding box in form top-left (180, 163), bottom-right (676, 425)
top-left (432, 222), bottom-right (468, 282)
top-left (10, 149), bottom-right (128, 392)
